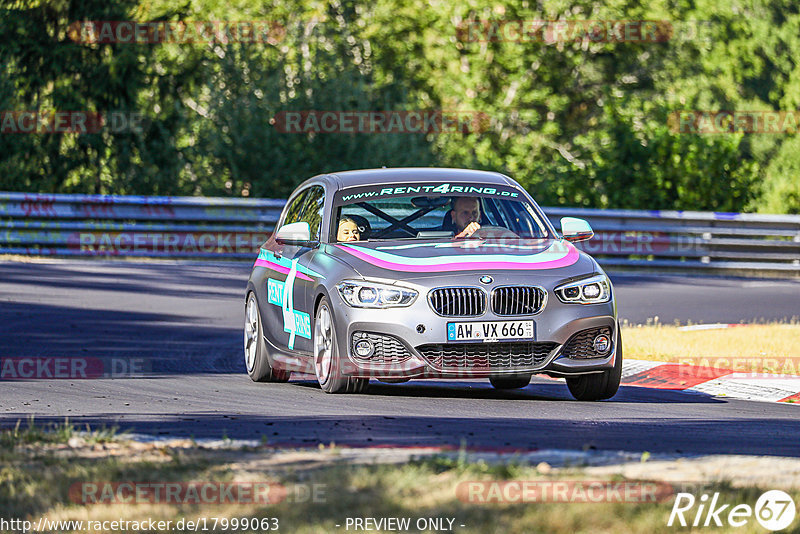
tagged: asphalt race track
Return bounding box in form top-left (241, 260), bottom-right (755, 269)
top-left (1, 260), bottom-right (799, 456)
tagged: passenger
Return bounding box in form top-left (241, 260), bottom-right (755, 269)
top-left (337, 216), bottom-right (362, 242)
top-left (450, 197), bottom-right (482, 238)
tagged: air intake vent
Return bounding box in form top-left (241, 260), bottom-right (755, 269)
top-left (561, 327), bottom-right (613, 359)
top-left (428, 287), bottom-right (486, 317)
top-left (351, 332), bottom-right (412, 364)
top-left (417, 342), bottom-right (558, 370)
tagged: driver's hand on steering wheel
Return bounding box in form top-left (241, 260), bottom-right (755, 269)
top-left (455, 221), bottom-right (481, 238)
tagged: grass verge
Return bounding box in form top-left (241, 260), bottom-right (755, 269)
top-left (622, 323), bottom-right (800, 372)
top-left (1, 423), bottom-right (798, 533)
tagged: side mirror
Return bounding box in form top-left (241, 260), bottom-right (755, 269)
top-left (560, 217), bottom-right (594, 242)
top-left (275, 222), bottom-right (313, 245)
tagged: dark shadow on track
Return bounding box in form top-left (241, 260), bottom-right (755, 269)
top-left (0, 262), bottom-right (249, 299)
top-left (289, 380), bottom-right (724, 404)
top-left (0, 301), bottom-right (242, 374)
top-left (2, 411), bottom-right (799, 457)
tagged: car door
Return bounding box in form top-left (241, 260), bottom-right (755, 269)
top-left (262, 185), bottom-right (324, 355)
top-left (262, 188), bottom-right (310, 353)
top-left (285, 185), bottom-right (325, 354)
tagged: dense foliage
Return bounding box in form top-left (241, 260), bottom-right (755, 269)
top-left (1, 0), bottom-right (798, 213)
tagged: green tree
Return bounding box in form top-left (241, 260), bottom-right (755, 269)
top-left (1, 0), bottom-right (798, 213)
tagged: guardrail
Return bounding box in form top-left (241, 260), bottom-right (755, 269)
top-left (543, 207), bottom-right (800, 277)
top-left (1, 192), bottom-right (798, 277)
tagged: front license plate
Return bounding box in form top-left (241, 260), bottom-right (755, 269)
top-left (447, 321), bottom-right (534, 342)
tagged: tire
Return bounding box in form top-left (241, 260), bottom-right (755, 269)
top-left (314, 297), bottom-right (368, 394)
top-left (244, 292), bottom-right (290, 383)
top-left (566, 325), bottom-right (623, 401)
top-left (489, 374), bottom-right (531, 389)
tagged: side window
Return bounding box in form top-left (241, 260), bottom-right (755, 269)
top-left (282, 190), bottom-right (309, 226)
top-left (482, 198), bottom-right (508, 228)
top-left (299, 186), bottom-right (325, 240)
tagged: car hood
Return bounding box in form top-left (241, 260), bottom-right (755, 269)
top-left (322, 239), bottom-right (596, 281)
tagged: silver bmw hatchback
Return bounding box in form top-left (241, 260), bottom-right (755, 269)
top-left (244, 168), bottom-right (621, 400)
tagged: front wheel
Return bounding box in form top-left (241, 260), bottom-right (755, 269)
top-left (244, 292), bottom-right (290, 383)
top-left (314, 297), bottom-right (368, 394)
top-left (565, 327), bottom-right (623, 401)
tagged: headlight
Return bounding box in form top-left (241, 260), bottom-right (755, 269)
top-left (337, 280), bottom-right (418, 308)
top-left (555, 274), bottom-right (611, 304)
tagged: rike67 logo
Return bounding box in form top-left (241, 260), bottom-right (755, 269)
top-left (668, 490), bottom-right (796, 531)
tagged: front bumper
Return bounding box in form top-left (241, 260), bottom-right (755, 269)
top-left (330, 286), bottom-right (618, 379)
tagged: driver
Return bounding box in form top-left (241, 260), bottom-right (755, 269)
top-left (337, 216), bottom-right (362, 242)
top-left (450, 197), bottom-right (482, 238)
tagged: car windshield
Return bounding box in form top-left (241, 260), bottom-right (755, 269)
top-left (332, 183), bottom-right (550, 242)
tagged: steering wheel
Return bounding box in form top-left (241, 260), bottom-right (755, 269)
top-left (469, 225), bottom-right (520, 239)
